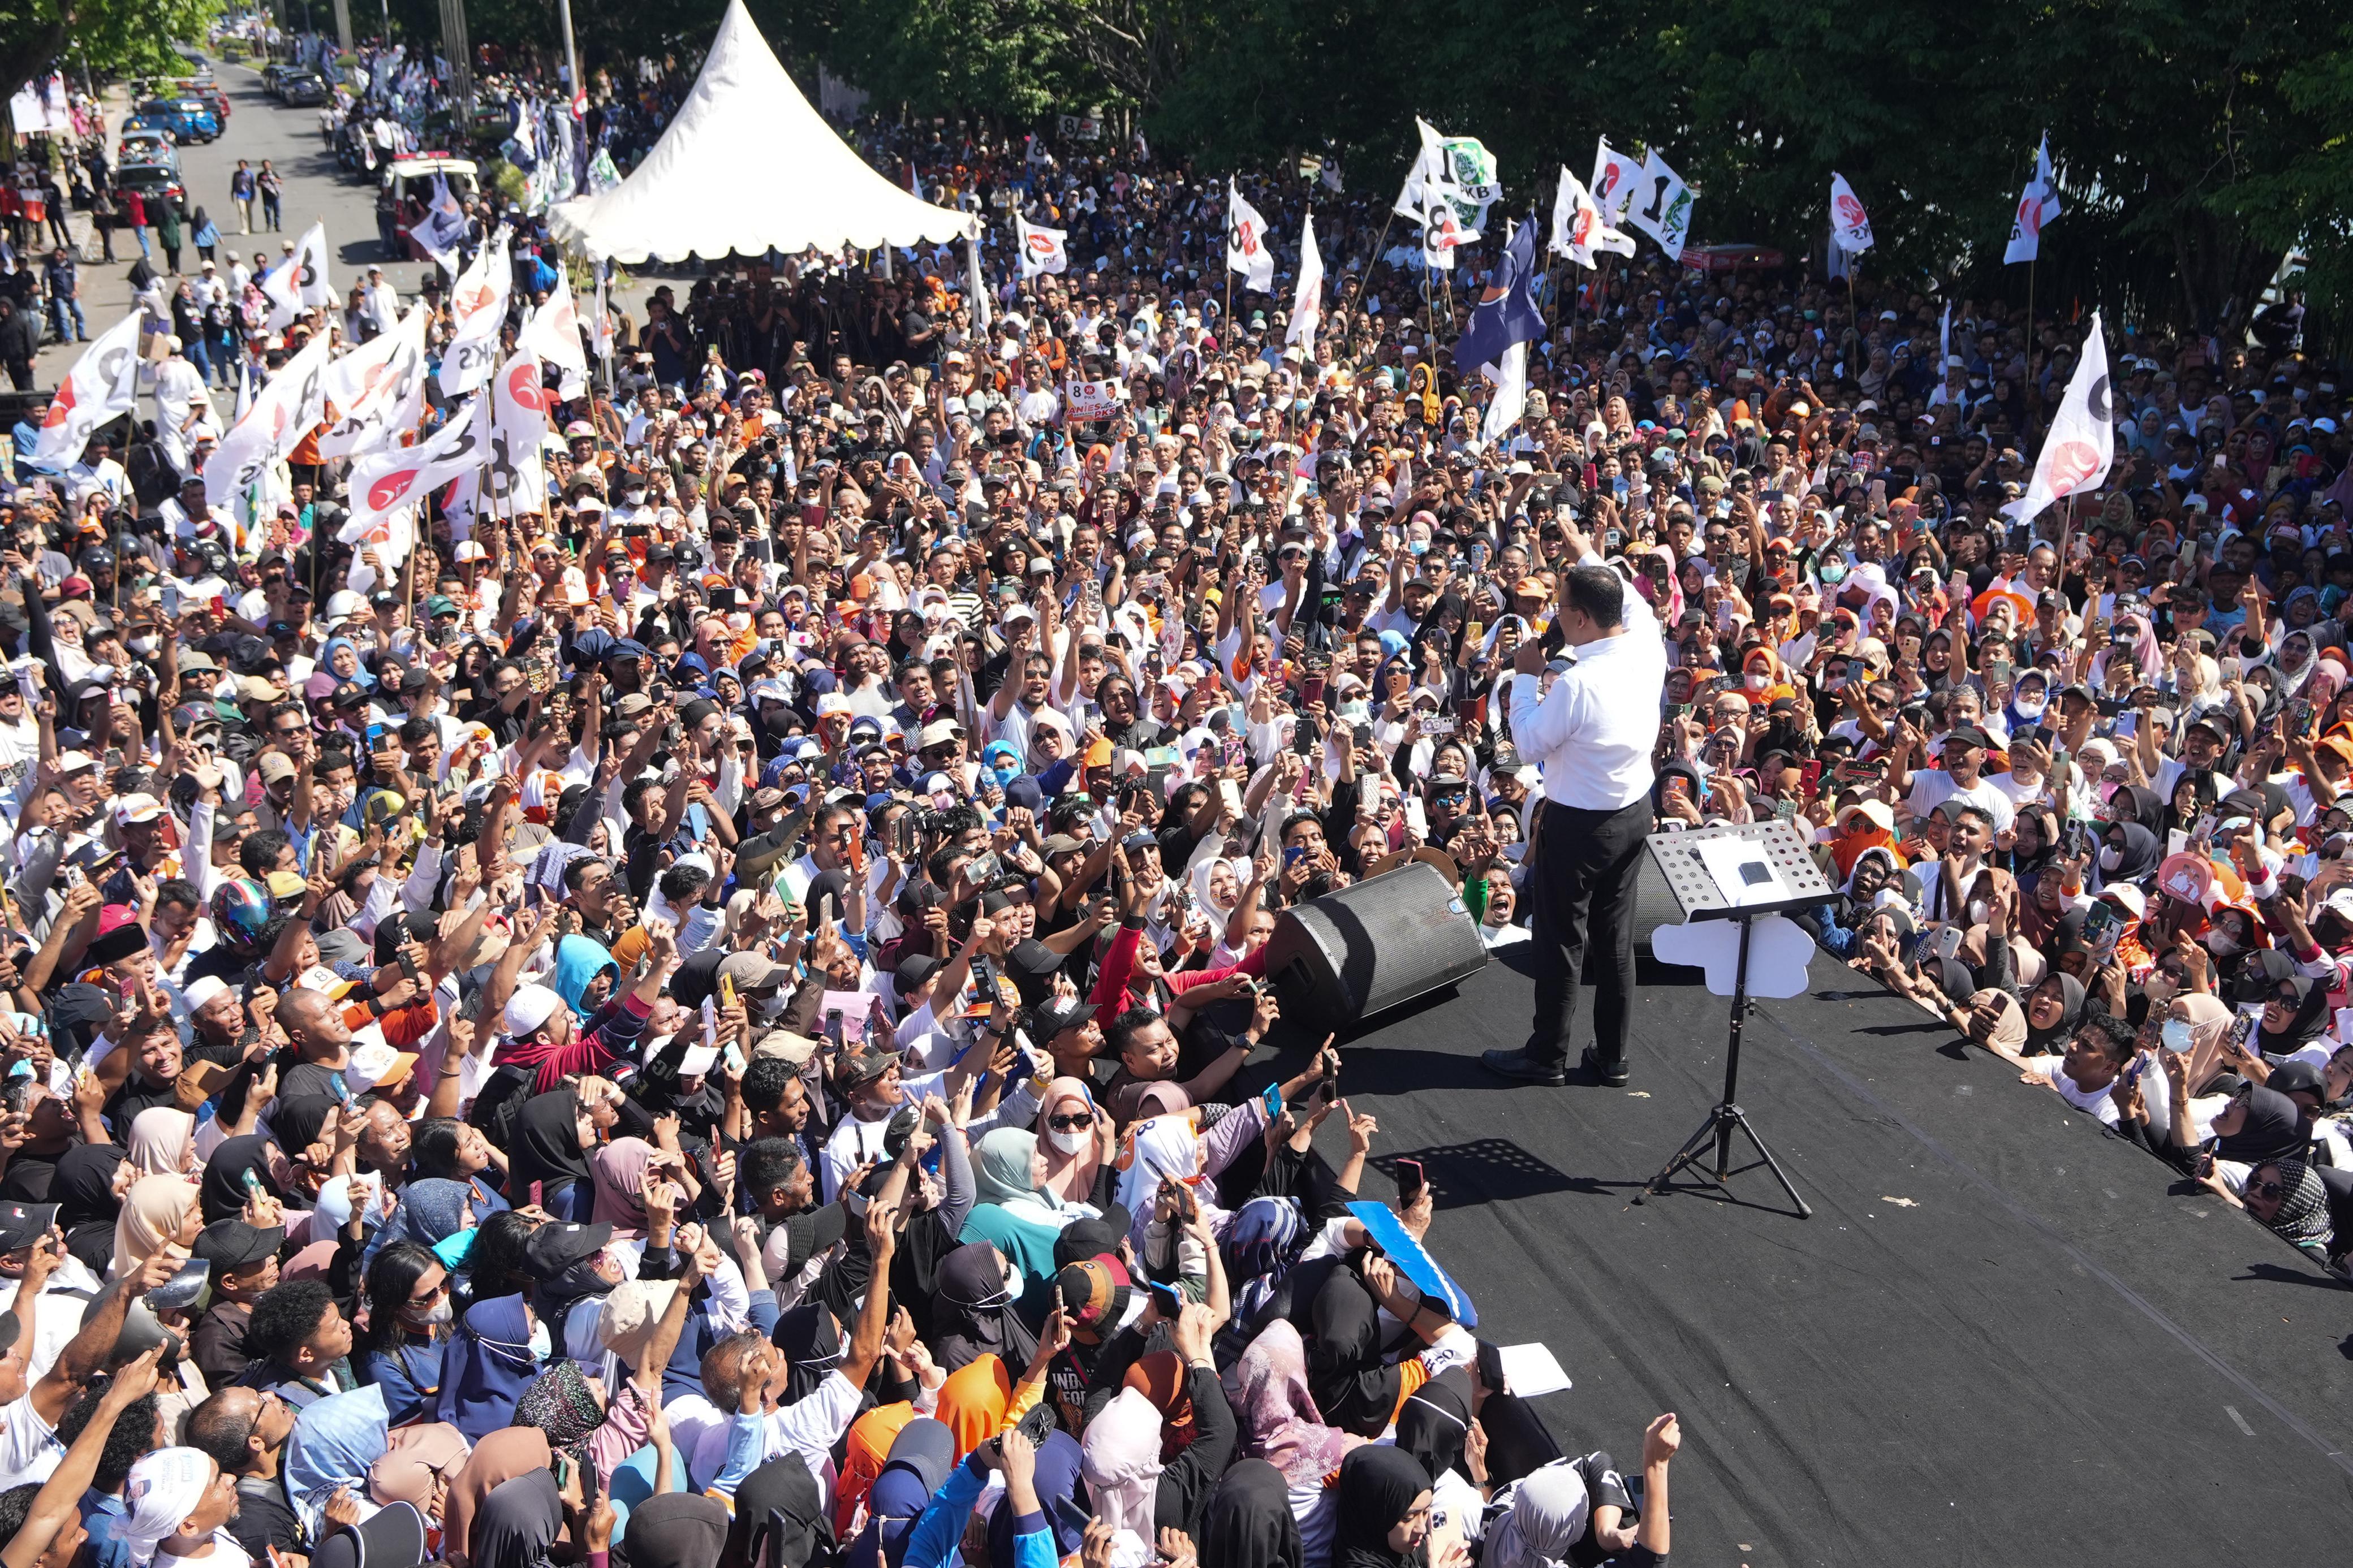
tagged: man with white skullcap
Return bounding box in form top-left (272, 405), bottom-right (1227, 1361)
top-left (120, 1446), bottom-right (241, 1568)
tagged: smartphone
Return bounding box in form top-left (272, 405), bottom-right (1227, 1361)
top-left (719, 974), bottom-right (737, 1009)
top-left (1798, 761), bottom-right (1822, 794)
top-left (1421, 715), bottom-right (1456, 738)
top-left (2114, 711), bottom-right (2137, 739)
top-left (823, 1009), bottom-right (846, 1048)
top-left (1397, 1157), bottom-right (1427, 1205)
top-left (1147, 1279), bottom-right (1184, 1316)
top-left (2081, 901), bottom-right (2118, 947)
top-left (1292, 719), bottom-right (1318, 758)
top-left (329, 1072), bottom-right (354, 1107)
top-left (1301, 673), bottom-right (1326, 707)
top-left (2227, 1012), bottom-right (2258, 1052)
top-left (1933, 923), bottom-right (1965, 962)
top-left (551, 1454), bottom-right (572, 1491)
top-left (2290, 699), bottom-right (2315, 736)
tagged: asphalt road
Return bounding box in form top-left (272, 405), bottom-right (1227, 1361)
top-left (34, 53), bottom-right (435, 386)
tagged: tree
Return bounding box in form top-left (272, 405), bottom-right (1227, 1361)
top-left (2, 0), bottom-right (223, 109)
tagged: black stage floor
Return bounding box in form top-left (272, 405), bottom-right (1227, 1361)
top-left (1268, 952), bottom-right (2353, 1565)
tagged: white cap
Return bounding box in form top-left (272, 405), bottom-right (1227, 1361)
top-left (503, 983), bottom-right (564, 1038)
top-left (184, 976), bottom-right (230, 1013)
top-left (325, 589), bottom-right (364, 621)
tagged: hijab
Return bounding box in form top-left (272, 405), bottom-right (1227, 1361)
top-left (512, 1360), bottom-right (607, 1472)
top-left (111, 1173), bottom-right (196, 1280)
top-left (1037, 1078), bottom-right (1105, 1203)
top-left (199, 1133), bottom-right (286, 1225)
top-left (988, 1429), bottom-right (1087, 1563)
top-left (390, 1177), bottom-right (475, 1250)
top-left (770, 1302), bottom-right (846, 1405)
top-left (627, 1493), bottom-right (732, 1568)
top-left (1223, 1196), bottom-right (1308, 1344)
top-left (442, 1427), bottom-right (551, 1568)
top-left (2096, 819), bottom-right (2161, 887)
top-left (931, 1241), bottom-right (1038, 1371)
top-left (437, 1294), bottom-right (542, 1440)
top-left (973, 1126), bottom-right (1088, 1228)
top-left (1080, 1386), bottom-right (1167, 1539)
top-left (1395, 1368), bottom-right (1472, 1484)
top-left (590, 1137), bottom-right (657, 1226)
top-left (550, 935), bottom-right (620, 1014)
top-left (933, 1353), bottom-right (1011, 1459)
top-left (2217, 1085), bottom-right (2309, 1165)
top-left (285, 1384), bottom-right (391, 1535)
top-left (852, 1417), bottom-right (956, 1568)
top-left (2259, 973), bottom-right (2332, 1055)
top-left (511, 1088), bottom-right (595, 1196)
top-left (729, 1454), bottom-right (828, 1568)
top-left (54, 1143), bottom-right (127, 1272)
top-left (1306, 1265), bottom-right (1399, 1437)
top-left (126, 1107), bottom-right (196, 1177)
top-left (469, 1470), bottom-right (562, 1568)
top-left (1332, 1445), bottom-right (1432, 1568)
top-left (1202, 1459), bottom-right (1303, 1568)
top-left (1482, 1459), bottom-right (1594, 1568)
top-left (2023, 971), bottom-right (2088, 1055)
top-left (1223, 1319), bottom-right (1351, 1485)
top-left (2252, 1160), bottom-right (2336, 1251)
top-left (837, 1402), bottom-right (919, 1537)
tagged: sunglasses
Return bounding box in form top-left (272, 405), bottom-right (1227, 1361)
top-left (1047, 1113), bottom-right (1093, 1132)
top-left (2251, 1180), bottom-right (2286, 1200)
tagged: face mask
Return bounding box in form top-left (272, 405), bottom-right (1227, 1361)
top-left (1002, 1258), bottom-right (1023, 1296)
top-left (409, 1295), bottom-right (453, 1327)
top-left (128, 636), bottom-right (160, 658)
top-left (2098, 844), bottom-right (2123, 870)
top-left (624, 489), bottom-right (647, 506)
top-left (2013, 695), bottom-right (2046, 719)
top-left (751, 992), bottom-right (787, 1023)
top-left (1968, 900), bottom-right (1988, 925)
top-left (1745, 673), bottom-right (1770, 693)
top-left (527, 1320), bottom-right (553, 1362)
top-left (1048, 1126), bottom-right (1089, 1156)
top-left (2161, 1017), bottom-right (2195, 1052)
top-left (2208, 930), bottom-right (2244, 958)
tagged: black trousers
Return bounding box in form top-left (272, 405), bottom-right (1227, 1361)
top-left (1524, 795), bottom-right (1650, 1067)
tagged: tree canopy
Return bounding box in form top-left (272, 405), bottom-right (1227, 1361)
top-left (3, 0), bottom-right (223, 113)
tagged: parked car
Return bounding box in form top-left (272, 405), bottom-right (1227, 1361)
top-left (260, 62), bottom-right (288, 96)
top-left (130, 96), bottom-right (219, 143)
top-left (279, 71), bottom-right (328, 107)
top-left (117, 126), bottom-right (174, 164)
top-left (170, 76), bottom-right (230, 122)
top-left (116, 154), bottom-right (186, 206)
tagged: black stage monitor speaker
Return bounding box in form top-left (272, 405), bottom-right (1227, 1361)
top-left (1264, 861), bottom-right (1488, 1027)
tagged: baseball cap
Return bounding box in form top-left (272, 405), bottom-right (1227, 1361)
top-left (752, 1029), bottom-right (820, 1066)
top-left (1943, 724), bottom-right (1992, 749)
top-left (717, 951), bottom-right (792, 993)
top-left (312, 1501), bottom-right (428, 1568)
top-left (0, 1202), bottom-right (59, 1254)
top-left (1031, 996), bottom-right (1099, 1041)
top-left (523, 1220), bottom-right (615, 1281)
top-left (195, 1217), bottom-right (287, 1272)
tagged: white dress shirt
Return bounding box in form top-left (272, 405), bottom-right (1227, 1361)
top-left (1509, 556), bottom-right (1666, 811)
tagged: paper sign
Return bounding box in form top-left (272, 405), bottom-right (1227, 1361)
top-left (1693, 837), bottom-right (1789, 907)
top-left (1495, 1342), bottom-right (1573, 1398)
top-left (1066, 378), bottom-right (1123, 421)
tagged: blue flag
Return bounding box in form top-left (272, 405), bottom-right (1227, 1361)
top-left (1452, 214), bottom-right (1545, 380)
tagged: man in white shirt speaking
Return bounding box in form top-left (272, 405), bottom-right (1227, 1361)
top-left (1485, 514), bottom-right (1665, 1087)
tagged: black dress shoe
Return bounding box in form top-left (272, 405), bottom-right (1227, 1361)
top-left (1483, 1048), bottom-right (1567, 1085)
top-left (1581, 1048), bottom-right (1631, 1087)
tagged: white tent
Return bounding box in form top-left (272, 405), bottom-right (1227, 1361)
top-left (548, 0), bottom-right (975, 263)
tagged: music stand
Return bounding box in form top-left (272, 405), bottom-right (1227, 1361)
top-left (1634, 820), bottom-right (1831, 1217)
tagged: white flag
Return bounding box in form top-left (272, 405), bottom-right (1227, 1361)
top-left (1626, 148), bottom-right (1695, 263)
top-left (1591, 137), bottom-right (1643, 226)
top-left (1285, 213), bottom-right (1323, 348)
top-left (1549, 167), bottom-right (1634, 269)
top-left (1480, 341), bottom-right (1528, 446)
top-left (520, 267), bottom-right (590, 398)
top-left (2005, 133), bottom-right (2065, 265)
top-left (439, 227), bottom-right (512, 397)
top-left (204, 329), bottom-right (332, 513)
top-left (23, 312), bottom-right (142, 472)
top-left (317, 304), bottom-right (428, 460)
top-left (1226, 180), bottom-right (1275, 293)
top-left (966, 231), bottom-right (992, 334)
top-left (344, 396), bottom-right (489, 542)
top-left (1829, 172), bottom-right (1873, 254)
top-left (589, 269), bottom-right (614, 364)
top-left (260, 222), bottom-right (336, 329)
top-left (1015, 215), bottom-right (1067, 279)
top-left (2004, 313), bottom-right (2114, 526)
top-left (1394, 118), bottom-right (1450, 222)
top-left (486, 351), bottom-right (551, 518)
top-left (1940, 300), bottom-right (1952, 368)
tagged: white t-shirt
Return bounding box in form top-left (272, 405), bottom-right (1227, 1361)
top-left (1905, 769), bottom-right (2016, 835)
top-left (2020, 1052), bottom-right (2174, 1138)
top-left (0, 1390), bottom-right (63, 1487)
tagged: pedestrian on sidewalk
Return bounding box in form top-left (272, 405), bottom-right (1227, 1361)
top-left (89, 183), bottom-right (118, 261)
top-left (42, 245), bottom-right (85, 343)
top-left (0, 296), bottom-right (35, 390)
top-left (258, 161), bottom-right (283, 230)
top-left (231, 161), bottom-right (256, 232)
top-left (157, 198), bottom-right (184, 274)
top-left (124, 188), bottom-right (151, 258)
top-left (192, 205), bottom-right (220, 264)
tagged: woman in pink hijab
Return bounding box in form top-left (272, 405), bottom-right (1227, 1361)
top-left (127, 1107), bottom-right (198, 1177)
top-left (588, 1137), bottom-right (699, 1230)
top-left (1036, 1078), bottom-right (1108, 1204)
top-left (1222, 1318), bottom-right (1359, 1559)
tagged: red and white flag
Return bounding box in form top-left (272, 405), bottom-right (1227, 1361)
top-left (1829, 172), bottom-right (1873, 254)
top-left (317, 305), bottom-right (428, 460)
top-left (205, 328), bottom-right (333, 513)
top-left (23, 312), bottom-right (141, 472)
top-left (1549, 168), bottom-right (1634, 269)
top-left (1591, 137), bottom-right (1642, 226)
top-left (521, 267), bottom-right (591, 398)
top-left (438, 227), bottom-right (512, 397)
top-left (2005, 134), bottom-right (2064, 265)
top-left (486, 351), bottom-right (551, 519)
top-left (1015, 215), bottom-right (1067, 279)
top-left (1285, 213), bottom-right (1322, 348)
top-left (1226, 179), bottom-right (1274, 292)
top-left (2005, 312), bottom-right (2113, 525)
top-left (343, 396), bottom-right (489, 551)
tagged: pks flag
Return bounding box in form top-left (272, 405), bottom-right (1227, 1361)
top-left (1015, 215), bottom-right (1067, 279)
top-left (23, 312), bottom-right (142, 472)
top-left (318, 304), bottom-right (428, 460)
top-left (2004, 312), bottom-right (2113, 525)
top-left (521, 267), bottom-right (591, 398)
top-left (260, 222), bottom-right (336, 329)
top-left (205, 328), bottom-right (333, 512)
top-left (1549, 168), bottom-right (1634, 269)
top-left (1829, 172), bottom-right (1873, 253)
top-left (1591, 137), bottom-right (1643, 225)
top-left (438, 227), bottom-right (512, 396)
top-left (1226, 180), bottom-right (1274, 292)
top-left (343, 397), bottom-right (489, 542)
top-left (1626, 149), bottom-right (1694, 263)
top-left (1285, 214), bottom-right (1323, 348)
top-left (2005, 134), bottom-right (2064, 265)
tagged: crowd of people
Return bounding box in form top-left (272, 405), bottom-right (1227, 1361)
top-left (0, 11), bottom-right (2348, 1568)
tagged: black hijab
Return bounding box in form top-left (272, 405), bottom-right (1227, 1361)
top-left (199, 1134), bottom-right (286, 1225)
top-left (268, 1094), bottom-right (339, 1156)
top-left (2023, 972), bottom-right (2089, 1056)
top-left (2097, 820), bottom-right (2161, 885)
top-left (469, 1470), bottom-right (562, 1568)
top-left (770, 1302), bottom-right (844, 1403)
top-left (511, 1090), bottom-right (594, 1193)
top-left (1333, 1445), bottom-right (1432, 1568)
top-left (930, 1240), bottom-right (1037, 1372)
top-left (623, 1493), bottom-right (731, 1568)
top-left (1395, 1368), bottom-right (1472, 1484)
top-left (2257, 973), bottom-right (2332, 1056)
top-left (2217, 1085), bottom-right (2309, 1165)
top-left (53, 1143), bottom-right (127, 1273)
top-left (729, 1454), bottom-right (829, 1568)
top-left (1306, 1265), bottom-right (1401, 1438)
top-left (1203, 1459), bottom-right (1303, 1568)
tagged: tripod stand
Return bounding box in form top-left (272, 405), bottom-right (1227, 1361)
top-left (1638, 912), bottom-right (1811, 1216)
top-left (1632, 821), bottom-right (1828, 1218)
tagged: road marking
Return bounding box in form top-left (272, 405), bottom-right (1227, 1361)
top-left (2225, 1405), bottom-right (2255, 1436)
